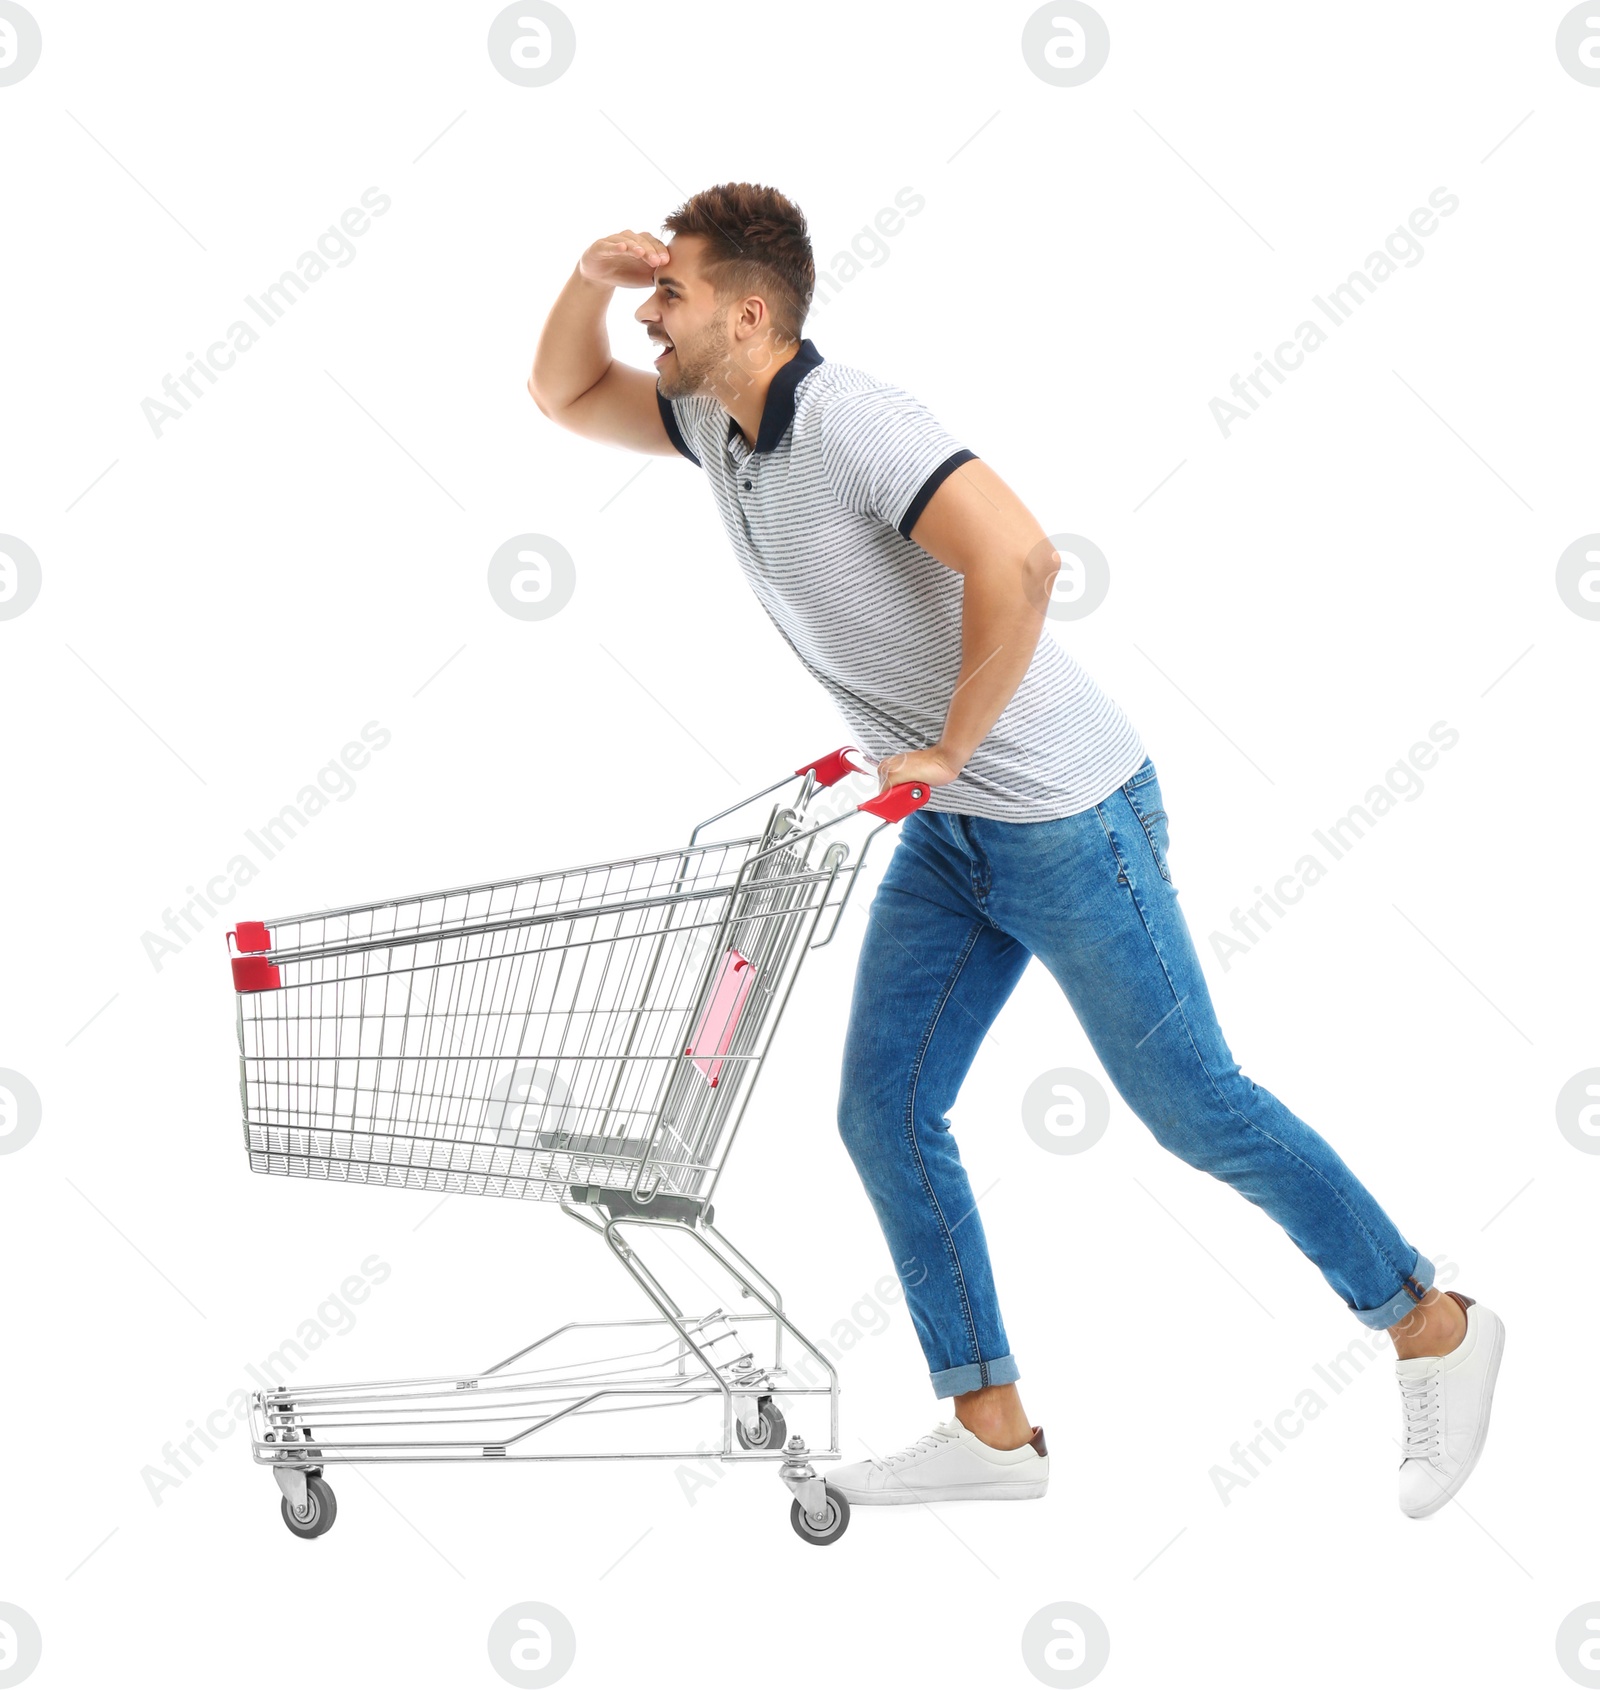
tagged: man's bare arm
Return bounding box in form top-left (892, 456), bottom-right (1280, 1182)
top-left (528, 231), bottom-right (680, 456)
top-left (878, 461), bottom-right (1058, 787)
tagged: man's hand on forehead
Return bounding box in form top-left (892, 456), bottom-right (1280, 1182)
top-left (578, 229), bottom-right (672, 288)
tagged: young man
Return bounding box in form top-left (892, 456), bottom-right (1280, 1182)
top-left (527, 182), bottom-right (1503, 1519)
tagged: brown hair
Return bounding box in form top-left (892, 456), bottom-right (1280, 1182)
top-left (663, 183), bottom-right (815, 342)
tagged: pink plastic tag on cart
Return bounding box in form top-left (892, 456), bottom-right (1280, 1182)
top-left (686, 949), bottom-right (755, 1087)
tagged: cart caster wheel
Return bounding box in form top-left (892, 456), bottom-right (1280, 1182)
top-left (736, 1400), bottom-right (787, 1451)
top-left (789, 1486), bottom-right (850, 1546)
top-left (280, 1475), bottom-right (337, 1540)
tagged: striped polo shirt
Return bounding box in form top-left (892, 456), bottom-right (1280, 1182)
top-left (656, 340), bottom-right (1145, 821)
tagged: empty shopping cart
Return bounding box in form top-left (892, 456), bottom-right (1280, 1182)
top-left (227, 746), bottom-right (928, 1546)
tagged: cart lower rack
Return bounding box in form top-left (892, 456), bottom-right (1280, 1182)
top-left (228, 746), bottom-right (928, 1546)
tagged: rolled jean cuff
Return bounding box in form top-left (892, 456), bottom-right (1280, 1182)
top-left (930, 1353), bottom-right (1020, 1399)
top-left (1351, 1253), bottom-right (1436, 1332)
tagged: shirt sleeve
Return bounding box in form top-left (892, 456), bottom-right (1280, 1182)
top-left (816, 384), bottom-right (978, 538)
top-left (656, 389), bottom-right (722, 468)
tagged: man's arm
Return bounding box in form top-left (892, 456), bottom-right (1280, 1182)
top-left (877, 460), bottom-right (1059, 790)
top-left (528, 231), bottom-right (681, 457)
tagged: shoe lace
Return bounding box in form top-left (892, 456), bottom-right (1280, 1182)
top-left (1400, 1371), bottom-right (1441, 1461)
top-left (872, 1422), bottom-right (959, 1470)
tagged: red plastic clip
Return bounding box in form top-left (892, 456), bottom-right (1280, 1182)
top-left (230, 921), bottom-right (272, 954)
top-left (232, 956), bottom-right (282, 992)
top-left (858, 782), bottom-right (931, 823)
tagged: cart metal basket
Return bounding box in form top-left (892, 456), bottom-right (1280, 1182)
top-left (228, 746), bottom-right (928, 1546)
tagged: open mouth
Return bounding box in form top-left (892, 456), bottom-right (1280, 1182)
top-left (650, 335), bottom-right (674, 366)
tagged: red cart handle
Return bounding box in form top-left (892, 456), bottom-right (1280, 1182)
top-left (796, 745), bottom-right (933, 823)
top-left (795, 745), bottom-right (874, 787)
top-left (859, 780), bottom-right (931, 822)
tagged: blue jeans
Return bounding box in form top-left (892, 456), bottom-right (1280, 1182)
top-left (836, 756), bottom-right (1434, 1398)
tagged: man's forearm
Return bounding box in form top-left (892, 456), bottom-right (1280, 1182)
top-left (937, 566), bottom-right (1049, 770)
top-left (528, 266), bottom-right (615, 412)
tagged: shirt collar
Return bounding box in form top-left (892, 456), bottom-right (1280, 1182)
top-left (726, 339), bottom-right (824, 456)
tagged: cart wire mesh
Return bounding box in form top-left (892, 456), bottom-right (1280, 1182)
top-left (235, 814), bottom-right (843, 1207)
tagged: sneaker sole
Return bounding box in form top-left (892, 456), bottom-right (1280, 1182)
top-left (1402, 1310), bottom-right (1505, 1520)
top-left (831, 1478), bottom-right (1049, 1506)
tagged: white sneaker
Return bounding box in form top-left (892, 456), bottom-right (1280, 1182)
top-left (1395, 1292), bottom-right (1505, 1519)
top-left (829, 1419), bottom-right (1049, 1505)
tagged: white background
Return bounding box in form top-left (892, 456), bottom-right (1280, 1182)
top-left (2, 2), bottom-right (1598, 1686)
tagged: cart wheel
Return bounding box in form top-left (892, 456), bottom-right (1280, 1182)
top-left (735, 1400), bottom-right (787, 1452)
top-left (280, 1475), bottom-right (337, 1540)
top-left (789, 1486), bottom-right (850, 1546)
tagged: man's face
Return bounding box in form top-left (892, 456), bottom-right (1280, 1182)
top-left (633, 234), bottom-right (732, 400)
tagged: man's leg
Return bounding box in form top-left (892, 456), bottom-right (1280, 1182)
top-left (830, 811), bottom-right (1055, 1503)
top-left (836, 812), bottom-right (1044, 1450)
top-left (976, 760), bottom-right (1433, 1331)
top-left (972, 757), bottom-right (1502, 1514)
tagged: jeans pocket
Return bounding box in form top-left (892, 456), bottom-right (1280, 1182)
top-left (1121, 759), bottom-right (1173, 884)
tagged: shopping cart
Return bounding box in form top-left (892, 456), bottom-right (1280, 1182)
top-left (227, 746), bottom-right (928, 1547)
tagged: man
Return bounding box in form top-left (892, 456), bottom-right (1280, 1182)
top-left (527, 182), bottom-right (1503, 1518)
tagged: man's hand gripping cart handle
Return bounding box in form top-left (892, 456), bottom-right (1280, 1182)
top-left (689, 744), bottom-right (933, 950)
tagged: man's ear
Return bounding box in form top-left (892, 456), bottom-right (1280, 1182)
top-left (735, 297), bottom-right (770, 341)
